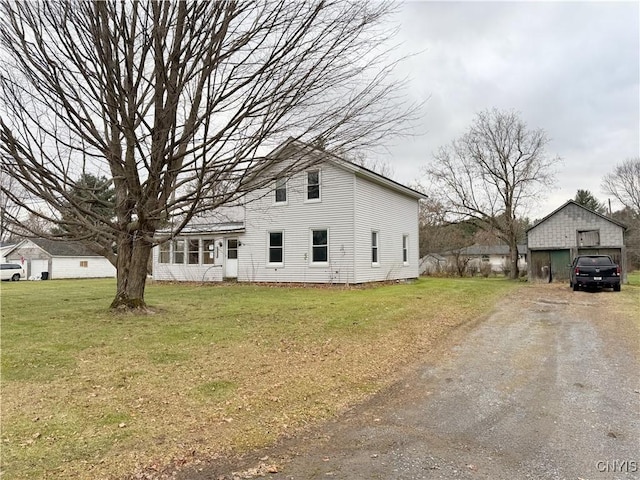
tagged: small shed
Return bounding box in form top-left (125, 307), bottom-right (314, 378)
top-left (5, 238), bottom-right (116, 280)
top-left (527, 201), bottom-right (627, 282)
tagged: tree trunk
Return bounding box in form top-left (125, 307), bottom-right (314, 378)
top-left (508, 237), bottom-right (520, 280)
top-left (110, 234), bottom-right (153, 310)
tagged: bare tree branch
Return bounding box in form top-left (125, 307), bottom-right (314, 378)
top-left (423, 108), bottom-right (561, 279)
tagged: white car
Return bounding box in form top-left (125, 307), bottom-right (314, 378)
top-left (1, 263), bottom-right (26, 281)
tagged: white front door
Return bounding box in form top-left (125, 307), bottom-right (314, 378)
top-left (224, 238), bottom-right (238, 279)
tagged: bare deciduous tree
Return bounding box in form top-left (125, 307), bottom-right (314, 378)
top-left (0, 0), bottom-right (416, 309)
top-left (602, 158), bottom-right (640, 214)
top-left (423, 108), bottom-right (560, 279)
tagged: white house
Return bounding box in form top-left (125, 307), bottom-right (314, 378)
top-left (5, 238), bottom-right (116, 279)
top-left (153, 139), bottom-right (427, 284)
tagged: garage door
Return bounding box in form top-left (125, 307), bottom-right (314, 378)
top-left (30, 259), bottom-right (49, 279)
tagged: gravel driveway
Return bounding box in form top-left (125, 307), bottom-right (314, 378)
top-left (184, 284), bottom-right (640, 480)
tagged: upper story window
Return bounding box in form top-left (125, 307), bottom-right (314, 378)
top-left (275, 177), bottom-right (287, 204)
top-left (577, 229), bottom-right (600, 247)
top-left (311, 229), bottom-right (328, 263)
top-left (371, 231), bottom-right (379, 265)
top-left (306, 170), bottom-right (320, 201)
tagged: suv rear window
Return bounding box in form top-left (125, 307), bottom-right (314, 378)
top-left (577, 257), bottom-right (612, 266)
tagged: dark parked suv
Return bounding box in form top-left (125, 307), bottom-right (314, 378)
top-left (569, 255), bottom-right (621, 291)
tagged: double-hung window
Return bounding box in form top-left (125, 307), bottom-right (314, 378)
top-left (402, 235), bottom-right (409, 265)
top-left (188, 239), bottom-right (200, 264)
top-left (203, 239), bottom-right (216, 265)
top-left (159, 242), bottom-right (171, 263)
top-left (306, 170), bottom-right (320, 201)
top-left (311, 229), bottom-right (328, 264)
top-left (173, 239), bottom-right (185, 264)
top-left (274, 178), bottom-right (287, 204)
top-left (268, 231), bottom-right (284, 265)
top-left (371, 231), bottom-right (379, 265)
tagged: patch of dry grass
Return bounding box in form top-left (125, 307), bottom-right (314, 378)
top-left (1, 277), bottom-right (518, 479)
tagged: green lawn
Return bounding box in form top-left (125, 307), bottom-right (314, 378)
top-left (627, 270), bottom-right (640, 285)
top-left (1, 277), bottom-right (518, 479)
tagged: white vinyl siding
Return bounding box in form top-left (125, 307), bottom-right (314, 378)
top-left (240, 159), bottom-right (354, 283)
top-left (50, 257), bottom-right (116, 279)
top-left (353, 175), bottom-right (420, 283)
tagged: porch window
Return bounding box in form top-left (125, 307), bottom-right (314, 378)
top-left (402, 235), bottom-right (409, 264)
top-left (371, 231), bottom-right (379, 264)
top-left (173, 239), bottom-right (185, 264)
top-left (306, 170), bottom-right (320, 201)
top-left (275, 178), bottom-right (287, 203)
top-left (159, 242), bottom-right (170, 263)
top-left (268, 231), bottom-right (284, 265)
top-left (188, 239), bottom-right (200, 264)
top-left (203, 239), bottom-right (216, 265)
top-left (311, 229), bottom-right (328, 263)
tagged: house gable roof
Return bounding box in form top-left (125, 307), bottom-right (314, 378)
top-left (269, 138), bottom-right (428, 201)
top-left (19, 238), bottom-right (104, 257)
top-left (526, 200), bottom-right (627, 232)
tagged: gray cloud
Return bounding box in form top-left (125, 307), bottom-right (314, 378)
top-left (384, 1), bottom-right (639, 219)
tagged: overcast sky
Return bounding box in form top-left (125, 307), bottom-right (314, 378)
top-left (382, 0), bottom-right (639, 220)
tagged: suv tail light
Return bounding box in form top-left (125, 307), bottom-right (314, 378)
top-left (616, 266), bottom-right (621, 277)
top-left (575, 267), bottom-right (580, 275)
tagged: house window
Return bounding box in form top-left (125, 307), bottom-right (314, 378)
top-left (173, 239), bottom-right (185, 264)
top-left (311, 229), bottom-right (328, 263)
top-left (159, 242), bottom-right (170, 263)
top-left (79, 260), bottom-right (88, 268)
top-left (481, 255), bottom-right (490, 262)
top-left (268, 231), bottom-right (284, 265)
top-left (188, 239), bottom-right (200, 264)
top-left (371, 231), bottom-right (379, 264)
top-left (227, 239), bottom-right (238, 259)
top-left (275, 178), bottom-right (287, 203)
top-left (306, 170), bottom-right (320, 201)
top-left (577, 230), bottom-right (600, 247)
top-left (203, 239), bottom-right (216, 265)
top-left (402, 235), bottom-right (409, 264)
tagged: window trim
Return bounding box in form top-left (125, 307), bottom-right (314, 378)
top-left (274, 177), bottom-right (287, 205)
top-left (310, 228), bottom-right (329, 266)
top-left (202, 238), bottom-right (217, 265)
top-left (159, 241), bottom-right (171, 264)
top-left (173, 239), bottom-right (186, 264)
top-left (371, 230), bottom-right (380, 266)
top-left (402, 234), bottom-right (409, 265)
top-left (267, 231), bottom-right (285, 267)
top-left (187, 238), bottom-right (200, 265)
top-left (305, 169), bottom-right (321, 203)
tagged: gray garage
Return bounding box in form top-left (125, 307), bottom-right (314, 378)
top-left (527, 201), bottom-right (627, 282)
